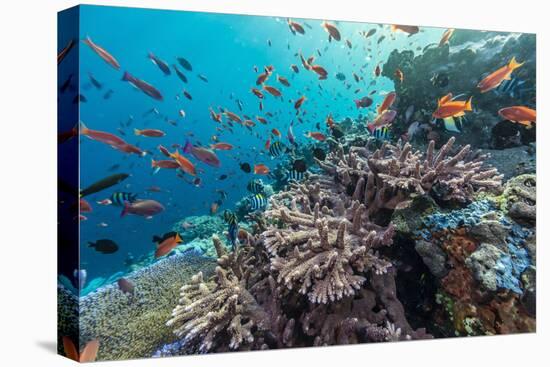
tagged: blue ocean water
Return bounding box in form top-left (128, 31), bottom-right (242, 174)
top-left (77, 5), bottom-right (442, 283)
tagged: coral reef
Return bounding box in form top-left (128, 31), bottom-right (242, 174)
top-left (381, 31), bottom-right (536, 149)
top-left (76, 252), bottom-right (216, 360)
top-left (173, 215), bottom-right (226, 242)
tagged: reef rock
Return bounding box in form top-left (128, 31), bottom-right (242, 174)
top-left (502, 174), bottom-right (536, 225)
top-left (415, 240), bottom-right (448, 278)
top-left (173, 215), bottom-right (225, 242)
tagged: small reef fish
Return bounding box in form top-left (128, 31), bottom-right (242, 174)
top-left (355, 96), bottom-right (373, 109)
top-left (121, 199), bottom-right (165, 218)
top-left (154, 232), bottom-right (182, 258)
top-left (173, 64), bottom-right (188, 83)
top-left (80, 199), bottom-right (92, 213)
top-left (263, 85), bottom-right (282, 97)
top-left (254, 164), bottom-right (270, 175)
top-left (277, 75), bottom-right (291, 87)
top-left (80, 173), bottom-right (129, 198)
top-left (433, 94), bottom-right (473, 119)
top-left (183, 90), bottom-right (193, 100)
top-left (390, 24), bottom-right (420, 36)
top-left (224, 111), bottom-right (242, 123)
top-left (322, 21), bottom-right (341, 41)
top-left (170, 150), bottom-right (197, 176)
top-left (269, 141), bottom-right (286, 158)
top-left (134, 128), bottom-right (165, 137)
top-left (378, 92), bottom-right (396, 113)
top-left (498, 106), bottom-right (536, 128)
top-left (148, 52), bottom-right (171, 75)
top-left (152, 159), bottom-right (180, 172)
top-left (291, 64), bottom-right (299, 73)
top-left (374, 65), bottom-right (381, 77)
top-left (198, 74), bottom-right (208, 82)
top-left (395, 68), bottom-right (404, 83)
top-left (117, 278), bottom-right (135, 295)
top-left (183, 140), bottom-right (221, 168)
top-left (222, 210), bottom-right (239, 250)
top-left (88, 239), bottom-right (119, 254)
top-left (99, 192), bottom-right (138, 206)
top-left (240, 162), bottom-right (252, 173)
top-left (305, 131), bottom-right (327, 141)
top-left (58, 39), bottom-right (75, 65)
top-left (88, 72), bottom-right (103, 89)
top-left (210, 142), bottom-right (234, 150)
top-left (495, 77), bottom-right (528, 98)
top-left (367, 110), bottom-right (397, 132)
top-left (122, 71), bottom-right (163, 101)
top-left (248, 194), bottom-right (268, 211)
top-left (247, 179), bottom-right (265, 194)
top-left (478, 57), bottom-right (524, 93)
top-left (177, 57), bottom-right (193, 71)
top-left (294, 95), bottom-right (306, 109)
top-left (82, 36), bottom-right (120, 70)
top-left (251, 88), bottom-right (264, 99)
top-left (210, 201), bottom-right (220, 215)
top-left (158, 145), bottom-right (171, 157)
top-left (79, 121), bottom-right (126, 148)
top-left (439, 28), bottom-right (454, 47)
top-left (271, 128), bottom-right (281, 137)
top-left (310, 64), bottom-right (328, 80)
top-left (371, 126), bottom-right (391, 141)
top-left (286, 169), bottom-right (305, 182)
top-left (287, 124), bottom-right (296, 145)
top-left (287, 19), bottom-right (305, 35)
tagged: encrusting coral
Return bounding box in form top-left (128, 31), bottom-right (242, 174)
top-left (163, 137), bottom-right (511, 353)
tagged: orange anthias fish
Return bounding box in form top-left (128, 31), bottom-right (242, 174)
top-left (265, 138), bottom-right (271, 150)
top-left (498, 106), bottom-right (536, 128)
top-left (306, 131), bottom-right (327, 141)
top-left (79, 121), bottom-right (127, 148)
top-left (395, 69), bottom-right (404, 83)
top-left (151, 159), bottom-right (180, 169)
top-left (300, 53), bottom-right (312, 70)
top-left (170, 150), bottom-right (197, 176)
top-left (58, 39), bottom-right (75, 65)
top-left (210, 142), bottom-right (234, 150)
top-left (134, 128), bottom-right (165, 137)
top-left (224, 111), bottom-right (242, 123)
top-left (257, 116), bottom-right (268, 124)
top-left (254, 164), bottom-right (270, 175)
top-left (63, 337), bottom-right (99, 363)
top-left (263, 85), bottom-right (282, 97)
top-left (478, 57), bottom-right (524, 93)
top-left (277, 75), bottom-right (291, 87)
top-left (326, 114), bottom-right (335, 128)
top-left (377, 92), bottom-right (397, 114)
top-left (288, 19), bottom-right (305, 35)
top-left (209, 108), bottom-right (223, 123)
top-left (294, 95), bottom-right (306, 109)
top-left (155, 233), bottom-right (183, 258)
top-left (311, 65), bottom-right (328, 80)
top-left (433, 94), bottom-right (473, 119)
top-left (271, 128), bottom-right (281, 137)
top-left (251, 88), bottom-right (264, 99)
top-left (210, 202), bottom-right (219, 215)
top-left (439, 28), bottom-right (455, 47)
top-left (322, 21), bottom-right (341, 41)
top-left (390, 24), bottom-right (420, 36)
top-left (82, 36), bottom-right (120, 70)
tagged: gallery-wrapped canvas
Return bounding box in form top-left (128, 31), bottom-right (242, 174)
top-left (58, 4), bottom-right (536, 362)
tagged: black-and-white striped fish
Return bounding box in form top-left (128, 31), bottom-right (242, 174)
top-left (286, 169), bottom-right (306, 182)
top-left (110, 192), bottom-right (138, 206)
top-left (248, 194), bottom-right (267, 211)
top-left (269, 141), bottom-right (286, 158)
top-left (247, 179), bottom-right (264, 194)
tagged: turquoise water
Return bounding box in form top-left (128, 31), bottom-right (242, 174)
top-left (76, 5), bottom-right (442, 283)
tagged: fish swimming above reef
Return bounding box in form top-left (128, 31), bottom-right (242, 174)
top-left (367, 109), bottom-right (397, 132)
top-left (432, 93), bottom-right (473, 119)
top-left (498, 106), bottom-right (536, 128)
top-left (247, 193), bottom-right (268, 211)
top-left (88, 239), bottom-right (119, 254)
top-left (154, 232), bottom-right (182, 258)
top-left (286, 169), bottom-right (305, 182)
top-left (377, 92), bottom-right (396, 114)
top-left (269, 141), bottom-right (286, 158)
top-left (371, 126), bottom-right (391, 141)
top-left (390, 24), bottom-right (420, 36)
top-left (98, 192), bottom-right (138, 206)
top-left (247, 179), bottom-right (265, 194)
top-left (240, 162), bottom-right (252, 173)
top-left (222, 210), bottom-right (239, 250)
top-left (80, 173), bottom-right (129, 198)
top-left (172, 64), bottom-right (188, 83)
top-left (354, 96), bottom-right (373, 109)
top-left (82, 36), bottom-right (120, 70)
top-left (122, 71), bottom-right (163, 101)
top-left (176, 57), bottom-right (193, 71)
top-left (170, 150), bottom-right (197, 176)
top-left (494, 77), bottom-right (529, 98)
top-left (478, 57), bottom-right (524, 93)
top-left (321, 21), bottom-right (341, 42)
top-left (148, 52), bottom-right (171, 75)
top-left (58, 39), bottom-right (75, 65)
top-left (121, 199), bottom-right (164, 218)
top-left (183, 140), bottom-right (221, 168)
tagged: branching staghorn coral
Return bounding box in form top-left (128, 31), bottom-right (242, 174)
top-left (317, 137), bottom-right (503, 219)
top-left (261, 183), bottom-right (393, 303)
top-left (166, 235), bottom-right (270, 353)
